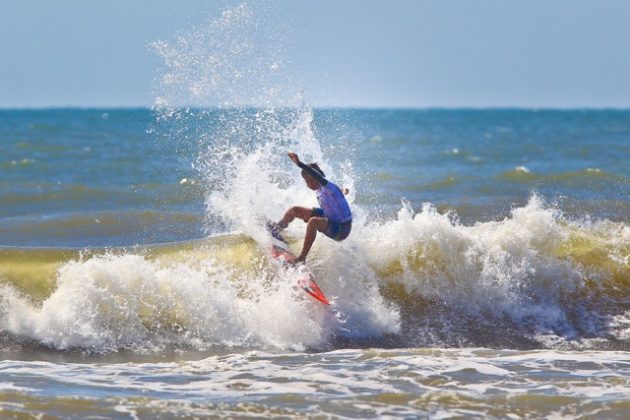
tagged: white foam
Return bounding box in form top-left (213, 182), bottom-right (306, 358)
top-left (1, 348), bottom-right (628, 417)
top-left (0, 246), bottom-right (401, 351)
top-left (356, 194), bottom-right (629, 344)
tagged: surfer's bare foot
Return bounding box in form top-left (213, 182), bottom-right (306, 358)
top-left (289, 256), bottom-right (305, 265)
top-left (266, 220), bottom-right (286, 236)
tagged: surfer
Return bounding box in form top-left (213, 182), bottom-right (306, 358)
top-left (269, 152), bottom-right (352, 263)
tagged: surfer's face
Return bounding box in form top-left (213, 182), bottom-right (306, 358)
top-left (301, 172), bottom-right (320, 190)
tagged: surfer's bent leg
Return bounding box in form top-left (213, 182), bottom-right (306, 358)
top-left (278, 206), bottom-right (312, 229)
top-left (296, 217), bottom-right (328, 262)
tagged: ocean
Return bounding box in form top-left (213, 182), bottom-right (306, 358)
top-left (0, 107), bottom-right (629, 418)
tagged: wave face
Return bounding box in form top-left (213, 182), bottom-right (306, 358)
top-left (0, 195), bottom-right (628, 352)
top-left (0, 237), bottom-right (399, 352)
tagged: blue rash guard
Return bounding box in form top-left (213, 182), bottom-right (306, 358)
top-left (315, 181), bottom-right (352, 224)
top-left (299, 162), bottom-right (352, 241)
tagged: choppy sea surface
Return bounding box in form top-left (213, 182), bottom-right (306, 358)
top-left (0, 107), bottom-right (629, 418)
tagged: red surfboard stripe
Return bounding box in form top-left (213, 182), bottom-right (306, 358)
top-left (269, 237), bottom-right (331, 306)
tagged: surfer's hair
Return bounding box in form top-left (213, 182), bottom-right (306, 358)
top-left (304, 163), bottom-right (325, 178)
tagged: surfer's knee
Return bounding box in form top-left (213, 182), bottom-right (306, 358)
top-left (307, 217), bottom-right (328, 232)
top-left (287, 206), bottom-right (311, 223)
top-left (284, 206), bottom-right (302, 220)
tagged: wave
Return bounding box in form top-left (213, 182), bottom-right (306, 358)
top-left (399, 175), bottom-right (460, 192)
top-left (0, 196), bottom-right (628, 353)
top-left (360, 195), bottom-right (630, 349)
top-left (0, 233), bottom-right (398, 352)
top-left (499, 167), bottom-right (628, 186)
top-left (0, 182), bottom-right (202, 212)
top-left (0, 210), bottom-right (204, 247)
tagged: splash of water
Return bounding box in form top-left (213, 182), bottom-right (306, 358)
top-left (149, 3), bottom-right (334, 236)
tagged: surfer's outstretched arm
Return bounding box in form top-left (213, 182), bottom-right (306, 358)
top-left (288, 152), bottom-right (328, 186)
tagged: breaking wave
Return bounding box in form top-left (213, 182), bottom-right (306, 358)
top-left (0, 195), bottom-right (628, 352)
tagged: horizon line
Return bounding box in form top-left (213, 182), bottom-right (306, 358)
top-left (1, 105), bottom-right (630, 112)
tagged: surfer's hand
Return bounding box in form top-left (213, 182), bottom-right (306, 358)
top-left (288, 152), bottom-right (300, 166)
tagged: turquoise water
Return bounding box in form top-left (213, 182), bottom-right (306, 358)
top-left (0, 108), bottom-right (201, 247)
top-left (2, 108), bottom-right (628, 247)
top-left (1, 107), bottom-right (629, 417)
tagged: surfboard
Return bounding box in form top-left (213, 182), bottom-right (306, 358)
top-left (266, 223), bottom-right (331, 306)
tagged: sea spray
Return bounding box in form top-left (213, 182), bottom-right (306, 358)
top-left (149, 3), bottom-right (332, 234)
top-left (151, 3), bottom-right (293, 109)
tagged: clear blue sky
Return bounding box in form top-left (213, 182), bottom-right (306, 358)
top-left (1, 0), bottom-right (629, 108)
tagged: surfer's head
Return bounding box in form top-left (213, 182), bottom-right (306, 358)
top-left (301, 163), bottom-right (324, 190)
